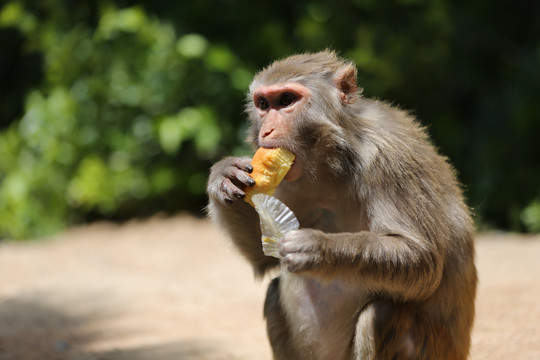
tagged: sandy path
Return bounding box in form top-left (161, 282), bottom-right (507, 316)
top-left (0, 216), bottom-right (538, 359)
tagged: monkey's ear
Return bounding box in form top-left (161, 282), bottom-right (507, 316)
top-left (335, 65), bottom-right (358, 104)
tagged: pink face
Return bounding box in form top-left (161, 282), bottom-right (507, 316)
top-left (252, 82), bottom-right (310, 182)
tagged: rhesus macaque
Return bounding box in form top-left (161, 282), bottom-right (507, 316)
top-left (206, 51), bottom-right (477, 360)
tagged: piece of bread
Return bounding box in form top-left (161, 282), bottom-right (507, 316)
top-left (244, 147), bottom-right (295, 206)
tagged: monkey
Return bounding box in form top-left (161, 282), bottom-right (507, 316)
top-left (206, 51), bottom-right (477, 360)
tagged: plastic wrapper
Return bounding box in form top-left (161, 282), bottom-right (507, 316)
top-left (251, 194), bottom-right (299, 258)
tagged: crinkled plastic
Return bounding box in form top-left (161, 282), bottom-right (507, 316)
top-left (252, 194), bottom-right (299, 258)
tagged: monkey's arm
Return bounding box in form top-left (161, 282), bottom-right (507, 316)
top-left (279, 229), bottom-right (444, 301)
top-left (206, 156), bottom-right (279, 275)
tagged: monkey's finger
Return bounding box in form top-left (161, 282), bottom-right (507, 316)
top-left (230, 168), bottom-right (256, 188)
top-left (232, 157), bottom-right (253, 174)
top-left (221, 178), bottom-right (246, 204)
top-left (218, 180), bottom-right (234, 205)
top-left (282, 253), bottom-right (316, 273)
top-left (279, 241), bottom-right (304, 254)
top-left (279, 230), bottom-right (311, 254)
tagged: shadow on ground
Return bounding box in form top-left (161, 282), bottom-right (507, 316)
top-left (0, 297), bottom-right (223, 360)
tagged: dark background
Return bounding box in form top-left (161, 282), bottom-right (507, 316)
top-left (0, 0), bottom-right (539, 239)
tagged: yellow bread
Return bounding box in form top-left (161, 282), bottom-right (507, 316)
top-left (244, 147), bottom-right (295, 206)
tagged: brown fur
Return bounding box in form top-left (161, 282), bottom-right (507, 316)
top-left (207, 50), bottom-right (477, 360)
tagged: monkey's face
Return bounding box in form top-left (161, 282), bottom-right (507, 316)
top-left (249, 82), bottom-right (312, 182)
top-left (246, 52), bottom-right (360, 183)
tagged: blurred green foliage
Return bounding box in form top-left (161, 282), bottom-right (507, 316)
top-left (0, 0), bottom-right (539, 238)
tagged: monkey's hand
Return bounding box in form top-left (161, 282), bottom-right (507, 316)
top-left (207, 157), bottom-right (256, 206)
top-left (207, 158), bottom-right (278, 275)
top-left (279, 229), bottom-right (325, 273)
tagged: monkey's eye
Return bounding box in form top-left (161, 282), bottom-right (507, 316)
top-left (257, 97), bottom-right (269, 110)
top-left (279, 93), bottom-right (296, 107)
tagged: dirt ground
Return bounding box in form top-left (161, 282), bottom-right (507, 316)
top-left (0, 215), bottom-right (538, 360)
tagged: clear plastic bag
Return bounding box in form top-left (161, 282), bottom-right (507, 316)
top-left (252, 194), bottom-right (299, 258)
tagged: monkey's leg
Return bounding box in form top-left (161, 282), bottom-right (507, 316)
top-left (353, 300), bottom-right (418, 360)
top-left (263, 277), bottom-right (301, 360)
top-left (355, 299), bottom-right (468, 360)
